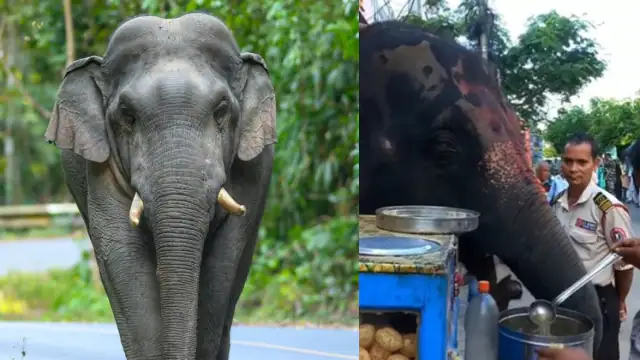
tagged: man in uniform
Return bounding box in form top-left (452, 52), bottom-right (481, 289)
top-left (537, 238), bottom-right (640, 360)
top-left (550, 133), bottom-right (634, 360)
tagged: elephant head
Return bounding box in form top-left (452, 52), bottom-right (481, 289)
top-left (46, 15), bottom-right (275, 219)
top-left (45, 14), bottom-right (276, 358)
top-left (359, 21), bottom-right (602, 353)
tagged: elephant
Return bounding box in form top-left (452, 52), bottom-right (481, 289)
top-left (359, 20), bottom-right (603, 355)
top-left (44, 13), bottom-right (276, 360)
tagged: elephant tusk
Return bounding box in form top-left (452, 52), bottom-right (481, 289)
top-left (129, 192), bottom-right (144, 226)
top-left (218, 188), bottom-right (246, 216)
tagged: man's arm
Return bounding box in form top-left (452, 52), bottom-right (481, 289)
top-left (604, 204), bottom-right (634, 301)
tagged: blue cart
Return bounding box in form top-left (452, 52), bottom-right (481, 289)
top-left (359, 206), bottom-right (479, 360)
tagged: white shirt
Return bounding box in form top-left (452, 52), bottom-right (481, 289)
top-left (552, 183), bottom-right (634, 286)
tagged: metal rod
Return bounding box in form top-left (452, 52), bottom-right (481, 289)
top-left (553, 252), bottom-right (621, 305)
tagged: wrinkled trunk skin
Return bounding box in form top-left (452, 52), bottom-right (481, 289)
top-left (144, 142), bottom-right (210, 359)
top-left (466, 184), bottom-right (603, 354)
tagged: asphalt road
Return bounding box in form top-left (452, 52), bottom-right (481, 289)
top-left (0, 239), bottom-right (357, 360)
top-left (0, 322), bottom-right (357, 360)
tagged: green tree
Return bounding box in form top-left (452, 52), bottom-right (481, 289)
top-left (502, 11), bottom-right (605, 125)
top-left (544, 106), bottom-right (593, 153)
top-left (1, 0), bottom-right (358, 321)
top-left (589, 98), bottom-right (640, 149)
top-left (544, 98), bottom-right (640, 154)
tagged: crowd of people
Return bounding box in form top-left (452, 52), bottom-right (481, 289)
top-left (534, 134), bottom-right (639, 360)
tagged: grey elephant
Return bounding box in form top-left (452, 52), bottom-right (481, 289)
top-left (359, 21), bottom-right (603, 355)
top-left (45, 14), bottom-right (276, 360)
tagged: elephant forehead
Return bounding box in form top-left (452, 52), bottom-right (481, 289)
top-left (372, 41), bottom-right (449, 101)
top-left (104, 14), bottom-right (240, 72)
top-left (109, 14), bottom-right (236, 46)
top-left (138, 60), bottom-right (215, 95)
top-left (450, 59), bottom-right (523, 137)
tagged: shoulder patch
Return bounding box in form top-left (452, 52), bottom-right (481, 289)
top-left (593, 192), bottom-right (613, 213)
top-left (610, 227), bottom-right (627, 243)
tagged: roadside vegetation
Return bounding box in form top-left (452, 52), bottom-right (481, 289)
top-left (0, 0), bottom-right (358, 325)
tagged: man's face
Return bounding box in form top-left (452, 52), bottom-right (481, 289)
top-left (562, 143), bottom-right (598, 186)
top-left (536, 164), bottom-right (550, 182)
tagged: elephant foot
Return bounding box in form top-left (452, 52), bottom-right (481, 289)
top-left (491, 275), bottom-right (523, 312)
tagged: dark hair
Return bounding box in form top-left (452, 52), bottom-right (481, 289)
top-left (565, 132), bottom-right (599, 159)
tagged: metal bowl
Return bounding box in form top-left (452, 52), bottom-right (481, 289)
top-left (375, 205), bottom-right (480, 235)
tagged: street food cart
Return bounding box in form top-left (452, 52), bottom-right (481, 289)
top-left (359, 206), bottom-right (479, 360)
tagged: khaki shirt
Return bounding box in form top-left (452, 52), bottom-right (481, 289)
top-left (552, 183), bottom-right (634, 286)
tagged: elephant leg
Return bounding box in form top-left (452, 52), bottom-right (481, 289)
top-left (215, 231), bottom-right (261, 360)
top-left (196, 149), bottom-right (272, 360)
top-left (196, 217), bottom-right (261, 360)
top-left (459, 240), bottom-right (522, 311)
top-left (87, 166), bottom-right (163, 359)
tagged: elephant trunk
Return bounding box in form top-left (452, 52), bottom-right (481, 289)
top-left (151, 183), bottom-right (207, 359)
top-left (143, 141), bottom-right (210, 359)
top-left (477, 184), bottom-right (603, 354)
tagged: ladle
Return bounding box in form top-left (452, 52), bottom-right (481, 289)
top-left (528, 252), bottom-right (622, 329)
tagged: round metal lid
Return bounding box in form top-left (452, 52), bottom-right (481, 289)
top-left (359, 235), bottom-right (442, 256)
top-left (375, 205), bottom-right (480, 234)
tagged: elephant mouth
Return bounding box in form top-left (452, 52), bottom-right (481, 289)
top-left (128, 188), bottom-right (246, 226)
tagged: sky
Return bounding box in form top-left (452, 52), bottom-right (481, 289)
top-left (362, 0), bottom-right (639, 115)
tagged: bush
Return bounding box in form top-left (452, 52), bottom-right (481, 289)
top-left (0, 250), bottom-right (112, 322)
top-left (240, 216), bottom-right (358, 323)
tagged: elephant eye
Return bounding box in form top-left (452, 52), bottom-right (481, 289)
top-left (213, 99), bottom-right (230, 126)
top-left (432, 131), bottom-right (460, 170)
top-left (119, 104), bottom-right (136, 129)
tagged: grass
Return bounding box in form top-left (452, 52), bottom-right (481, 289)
top-left (0, 267), bottom-right (358, 327)
top-left (0, 228), bottom-right (84, 242)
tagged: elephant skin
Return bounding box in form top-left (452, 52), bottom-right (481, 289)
top-left (359, 21), bottom-right (603, 354)
top-left (45, 14), bottom-right (276, 360)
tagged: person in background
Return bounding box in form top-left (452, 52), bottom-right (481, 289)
top-left (628, 162), bottom-right (640, 207)
top-left (615, 157), bottom-right (624, 201)
top-left (604, 153), bottom-right (617, 195)
top-left (537, 238), bottom-right (640, 360)
top-left (536, 161), bottom-right (567, 204)
top-left (622, 162), bottom-right (631, 203)
top-left (597, 157), bottom-right (607, 188)
top-left (550, 133), bottom-right (634, 360)
top-left (604, 153), bottom-right (624, 201)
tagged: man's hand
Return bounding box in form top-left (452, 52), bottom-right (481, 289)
top-left (620, 300), bottom-right (628, 321)
top-left (536, 347), bottom-right (591, 360)
top-left (612, 238), bottom-right (640, 269)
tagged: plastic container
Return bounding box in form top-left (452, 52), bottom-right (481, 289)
top-left (465, 280), bottom-right (499, 360)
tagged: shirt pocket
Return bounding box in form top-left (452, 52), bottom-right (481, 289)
top-left (569, 227), bottom-right (599, 261)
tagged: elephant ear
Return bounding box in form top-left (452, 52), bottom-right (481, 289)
top-left (237, 52), bottom-right (277, 162)
top-left (45, 56), bottom-right (109, 163)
